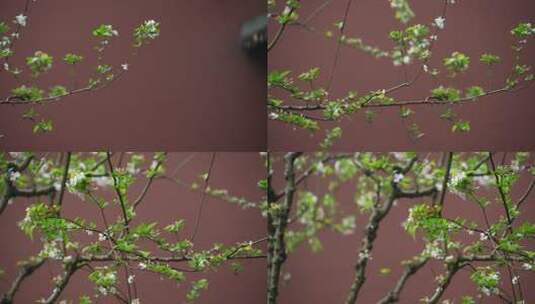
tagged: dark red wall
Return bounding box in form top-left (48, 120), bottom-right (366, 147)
top-left (268, 0), bottom-right (535, 151)
top-left (0, 0), bottom-right (266, 151)
top-left (270, 152), bottom-right (535, 304)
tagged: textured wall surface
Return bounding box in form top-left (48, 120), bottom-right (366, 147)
top-left (0, 0), bottom-right (266, 151)
top-left (268, 0), bottom-right (535, 151)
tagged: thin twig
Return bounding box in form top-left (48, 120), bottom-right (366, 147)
top-left (190, 152), bottom-right (216, 242)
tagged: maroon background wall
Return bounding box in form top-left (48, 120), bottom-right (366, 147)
top-left (268, 0), bottom-right (535, 151)
top-left (0, 0), bottom-right (266, 151)
top-left (0, 153), bottom-right (266, 303)
top-left (270, 153), bottom-right (535, 304)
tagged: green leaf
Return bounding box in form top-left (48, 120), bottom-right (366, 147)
top-left (133, 20), bottom-right (160, 47)
top-left (64, 53), bottom-right (84, 65)
top-left (33, 120), bottom-right (53, 134)
top-left (465, 86), bottom-right (485, 100)
top-left (186, 279), bottom-right (209, 303)
top-left (26, 51), bottom-right (53, 75)
top-left (12, 85), bottom-right (43, 101)
top-left (22, 108), bottom-right (38, 120)
top-left (452, 120), bottom-right (471, 133)
top-left (79, 295), bottom-right (92, 304)
top-left (389, 0), bottom-right (415, 24)
top-left (298, 67), bottom-right (320, 82)
top-left (511, 22), bottom-right (534, 39)
top-left (480, 53), bottom-right (500, 65)
top-left (164, 220), bottom-right (185, 234)
top-left (0, 22), bottom-right (9, 35)
top-left (443, 51), bottom-right (470, 74)
top-left (96, 64), bottom-right (112, 74)
top-left (132, 222), bottom-right (158, 238)
top-left (431, 86), bottom-right (460, 101)
top-left (399, 107), bottom-right (413, 118)
top-left (147, 262), bottom-right (185, 282)
top-left (92, 24), bottom-right (118, 38)
top-left (320, 127), bottom-right (342, 149)
top-left (257, 179), bottom-right (268, 190)
top-left (268, 70), bottom-right (292, 87)
top-left (48, 85), bottom-right (68, 98)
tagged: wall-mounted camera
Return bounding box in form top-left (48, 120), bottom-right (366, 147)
top-left (240, 15), bottom-right (267, 58)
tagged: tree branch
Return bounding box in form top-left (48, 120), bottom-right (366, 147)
top-left (267, 152), bottom-right (302, 304)
top-left (0, 258), bottom-right (45, 304)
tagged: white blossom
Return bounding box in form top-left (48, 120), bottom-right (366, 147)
top-left (126, 162), bottom-right (141, 175)
top-left (9, 152), bottom-right (23, 158)
top-left (359, 250), bottom-right (371, 260)
top-left (138, 262), bottom-right (147, 270)
top-left (93, 176), bottom-right (113, 187)
top-left (393, 172), bottom-right (404, 183)
top-left (282, 272), bottom-right (291, 281)
top-left (315, 161), bottom-right (327, 174)
top-left (38, 163), bottom-right (52, 179)
top-left (128, 274), bottom-right (135, 284)
top-left (68, 171), bottom-right (86, 189)
top-left (14, 14), bottom-right (27, 27)
top-left (474, 175), bottom-right (493, 187)
top-left (98, 233), bottom-right (107, 242)
top-left (121, 63), bottom-right (129, 71)
top-left (434, 16), bottom-right (446, 29)
top-left (450, 171), bottom-right (466, 188)
top-left (145, 20), bottom-right (157, 26)
top-left (422, 64), bottom-right (429, 73)
top-left (149, 160), bottom-right (159, 170)
top-left (39, 241), bottom-right (63, 260)
top-left (98, 286), bottom-right (108, 295)
top-left (9, 171), bottom-right (21, 182)
top-left (511, 160), bottom-right (523, 172)
top-left (392, 152), bottom-right (405, 161)
top-left (480, 232), bottom-right (489, 241)
top-left (481, 286), bottom-right (499, 296)
top-left (522, 263), bottom-right (532, 270)
top-left (512, 276), bottom-right (519, 285)
top-left (423, 242), bottom-right (444, 259)
top-left (105, 272), bottom-right (117, 281)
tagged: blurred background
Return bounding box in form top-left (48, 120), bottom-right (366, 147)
top-left (268, 0), bottom-right (535, 151)
top-left (0, 0), bottom-right (266, 151)
top-left (269, 152), bottom-right (535, 304)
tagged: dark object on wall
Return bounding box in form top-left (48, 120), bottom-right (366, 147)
top-left (240, 15), bottom-right (267, 57)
